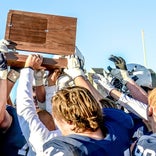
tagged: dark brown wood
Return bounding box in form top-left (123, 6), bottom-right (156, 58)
top-left (5, 10), bottom-right (77, 55)
top-left (5, 52), bottom-right (67, 70)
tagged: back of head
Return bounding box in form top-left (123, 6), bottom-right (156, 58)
top-left (52, 86), bottom-right (103, 133)
top-left (132, 88), bottom-right (156, 155)
top-left (148, 88), bottom-right (156, 107)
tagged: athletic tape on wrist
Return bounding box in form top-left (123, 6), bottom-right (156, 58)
top-left (0, 70), bottom-right (8, 79)
top-left (7, 69), bottom-right (20, 83)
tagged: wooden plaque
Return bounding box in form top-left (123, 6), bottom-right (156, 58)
top-left (5, 10), bottom-right (77, 55)
top-left (5, 52), bottom-right (67, 70)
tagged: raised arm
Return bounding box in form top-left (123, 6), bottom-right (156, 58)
top-left (33, 69), bottom-right (46, 103)
top-left (16, 54), bottom-right (61, 154)
top-left (74, 76), bottom-right (104, 103)
top-left (108, 55), bottom-right (148, 104)
top-left (0, 52), bottom-right (11, 130)
top-left (92, 73), bottom-right (148, 120)
top-left (63, 55), bottom-right (104, 104)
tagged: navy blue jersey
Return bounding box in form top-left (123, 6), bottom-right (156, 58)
top-left (43, 108), bottom-right (134, 156)
top-left (0, 105), bottom-right (28, 156)
top-left (129, 113), bottom-right (151, 142)
top-left (132, 133), bottom-right (156, 156)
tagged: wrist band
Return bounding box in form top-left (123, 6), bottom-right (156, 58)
top-left (7, 69), bottom-right (20, 83)
top-left (0, 70), bottom-right (8, 79)
top-left (24, 66), bottom-right (34, 70)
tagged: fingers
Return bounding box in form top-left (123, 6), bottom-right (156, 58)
top-left (109, 55), bottom-right (120, 64)
top-left (108, 55), bottom-right (127, 70)
top-left (109, 55), bottom-right (125, 64)
top-left (25, 54), bottom-right (43, 69)
top-left (118, 57), bottom-right (125, 63)
top-left (31, 54), bottom-right (43, 62)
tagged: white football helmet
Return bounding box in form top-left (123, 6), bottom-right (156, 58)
top-left (127, 63), bottom-right (152, 89)
top-left (107, 63), bottom-right (155, 94)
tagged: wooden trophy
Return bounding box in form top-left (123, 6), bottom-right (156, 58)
top-left (4, 10), bottom-right (77, 70)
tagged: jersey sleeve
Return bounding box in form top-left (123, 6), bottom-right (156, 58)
top-left (16, 68), bottom-right (61, 154)
top-left (118, 93), bottom-right (148, 120)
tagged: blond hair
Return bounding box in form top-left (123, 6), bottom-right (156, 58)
top-left (148, 88), bottom-right (156, 107)
top-left (52, 86), bottom-right (104, 133)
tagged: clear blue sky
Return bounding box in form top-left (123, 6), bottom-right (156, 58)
top-left (1, 0), bottom-right (156, 71)
top-left (1, 0), bottom-right (156, 102)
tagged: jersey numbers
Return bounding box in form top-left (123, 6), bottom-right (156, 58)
top-left (18, 143), bottom-right (29, 156)
top-left (134, 145), bottom-right (156, 156)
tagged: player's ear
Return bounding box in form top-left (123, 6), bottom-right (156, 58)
top-left (147, 105), bottom-right (153, 117)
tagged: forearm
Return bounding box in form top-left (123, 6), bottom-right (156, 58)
top-left (109, 89), bottom-right (122, 100)
top-left (0, 80), bottom-right (12, 131)
top-left (35, 85), bottom-right (46, 103)
top-left (7, 80), bottom-right (14, 106)
top-left (7, 79), bottom-right (14, 99)
top-left (16, 68), bottom-right (60, 153)
top-left (126, 79), bottom-right (148, 104)
top-left (118, 93), bottom-right (147, 120)
top-left (74, 76), bottom-right (104, 103)
top-left (0, 79), bottom-right (7, 125)
top-left (109, 88), bottom-right (147, 120)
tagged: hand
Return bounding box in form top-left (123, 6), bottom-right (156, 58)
top-left (109, 55), bottom-right (127, 70)
top-left (66, 55), bottom-right (81, 69)
top-left (92, 73), bottom-right (115, 96)
top-left (34, 69), bottom-right (45, 86)
top-left (47, 68), bottom-right (62, 86)
top-left (56, 74), bottom-right (74, 91)
top-left (0, 52), bottom-right (7, 79)
top-left (25, 54), bottom-right (43, 70)
top-left (5, 40), bottom-right (17, 51)
top-left (0, 39), bottom-right (17, 53)
top-left (0, 39), bottom-right (9, 53)
top-left (63, 55), bottom-right (85, 79)
top-left (109, 68), bottom-right (131, 85)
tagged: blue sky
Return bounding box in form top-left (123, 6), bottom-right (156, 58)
top-left (1, 0), bottom-right (156, 71)
top-left (1, 0), bottom-right (156, 102)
